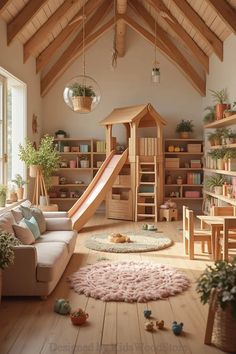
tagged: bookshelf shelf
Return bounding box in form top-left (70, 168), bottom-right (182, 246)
top-left (204, 114), bottom-right (236, 129)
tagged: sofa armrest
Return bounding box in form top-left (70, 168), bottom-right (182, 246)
top-left (43, 211), bottom-right (68, 218)
top-left (45, 217), bottom-right (73, 231)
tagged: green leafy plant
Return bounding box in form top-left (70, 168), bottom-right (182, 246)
top-left (176, 120), bottom-right (194, 133)
top-left (69, 83), bottom-right (95, 97)
top-left (210, 88), bottom-right (228, 104)
top-left (196, 260), bottom-right (236, 319)
top-left (203, 106), bottom-right (215, 124)
top-left (223, 149), bottom-right (236, 161)
top-left (0, 232), bottom-right (21, 269)
top-left (18, 139), bottom-right (39, 166)
top-left (11, 174), bottom-right (28, 188)
top-left (80, 155), bottom-right (89, 161)
top-left (55, 130), bottom-right (67, 137)
top-left (204, 174), bottom-right (227, 191)
top-left (208, 147), bottom-right (227, 160)
top-left (0, 185), bottom-right (7, 196)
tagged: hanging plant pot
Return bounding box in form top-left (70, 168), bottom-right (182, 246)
top-left (215, 104), bottom-right (228, 120)
top-left (71, 96), bottom-right (93, 113)
top-left (29, 165), bottom-right (41, 178)
top-left (179, 132), bottom-right (190, 139)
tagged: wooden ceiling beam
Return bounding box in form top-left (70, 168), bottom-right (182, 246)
top-left (205, 0), bottom-right (236, 35)
top-left (116, 0), bottom-right (127, 57)
top-left (0, 0), bottom-right (12, 14)
top-left (24, 0), bottom-right (78, 62)
top-left (145, 0), bottom-right (209, 73)
top-left (41, 0), bottom-right (112, 97)
top-left (36, 0), bottom-right (104, 73)
top-left (171, 0), bottom-right (223, 61)
top-left (7, 0), bottom-right (49, 44)
top-left (121, 13), bottom-right (205, 96)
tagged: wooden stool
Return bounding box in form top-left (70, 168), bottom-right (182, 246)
top-left (159, 208), bottom-right (178, 221)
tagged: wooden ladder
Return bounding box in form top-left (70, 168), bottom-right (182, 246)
top-left (135, 156), bottom-right (158, 222)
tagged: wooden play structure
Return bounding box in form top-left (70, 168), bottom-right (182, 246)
top-left (100, 103), bottom-right (166, 221)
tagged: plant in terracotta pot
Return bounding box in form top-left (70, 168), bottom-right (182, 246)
top-left (196, 260), bottom-right (236, 352)
top-left (210, 88), bottom-right (228, 120)
top-left (0, 232), bottom-right (21, 301)
top-left (176, 120), bottom-right (194, 139)
top-left (205, 174), bottom-right (227, 195)
top-left (70, 308), bottom-right (89, 325)
top-left (203, 106), bottom-right (215, 124)
top-left (11, 174), bottom-right (28, 200)
top-left (223, 102), bottom-right (236, 118)
top-left (0, 185), bottom-right (7, 207)
top-left (69, 83), bottom-right (95, 113)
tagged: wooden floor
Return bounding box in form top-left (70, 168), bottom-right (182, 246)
top-left (0, 214), bottom-right (224, 354)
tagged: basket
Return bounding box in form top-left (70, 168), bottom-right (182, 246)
top-left (212, 303), bottom-right (236, 353)
top-left (71, 96), bottom-right (92, 112)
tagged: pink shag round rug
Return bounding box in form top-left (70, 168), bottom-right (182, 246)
top-left (68, 261), bottom-right (190, 302)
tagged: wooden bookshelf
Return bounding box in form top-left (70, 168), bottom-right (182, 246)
top-left (204, 114), bottom-right (236, 129)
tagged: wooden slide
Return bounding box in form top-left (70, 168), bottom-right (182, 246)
top-left (68, 149), bottom-right (128, 231)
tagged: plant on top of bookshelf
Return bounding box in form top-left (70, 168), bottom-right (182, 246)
top-left (55, 130), bottom-right (67, 138)
top-left (203, 106), bottom-right (215, 124)
top-left (176, 120), bottom-right (194, 139)
top-left (209, 88), bottom-right (228, 120)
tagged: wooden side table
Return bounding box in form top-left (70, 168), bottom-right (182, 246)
top-left (159, 208), bottom-right (178, 221)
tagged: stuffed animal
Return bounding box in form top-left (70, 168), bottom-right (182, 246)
top-left (54, 299), bottom-right (71, 315)
top-left (144, 321), bottom-right (154, 331)
top-left (108, 233), bottom-right (131, 243)
top-left (156, 320), bottom-right (165, 329)
top-left (160, 199), bottom-right (177, 209)
top-left (172, 321), bottom-right (183, 335)
top-left (144, 309), bottom-right (152, 319)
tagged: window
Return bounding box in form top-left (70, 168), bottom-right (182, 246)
top-left (0, 68), bottom-right (26, 185)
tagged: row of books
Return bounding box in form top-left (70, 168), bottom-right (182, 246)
top-left (96, 140), bottom-right (106, 153)
top-left (190, 159), bottom-right (201, 168)
top-left (187, 172), bottom-right (202, 185)
top-left (138, 138), bottom-right (158, 156)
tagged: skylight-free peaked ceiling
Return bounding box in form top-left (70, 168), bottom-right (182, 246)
top-left (1, 0), bottom-right (236, 97)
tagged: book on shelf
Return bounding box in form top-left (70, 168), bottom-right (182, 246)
top-left (187, 172), bottom-right (202, 185)
top-left (190, 159), bottom-right (201, 168)
top-left (96, 140), bottom-right (106, 153)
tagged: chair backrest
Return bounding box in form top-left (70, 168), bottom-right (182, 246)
top-left (184, 207), bottom-right (194, 238)
top-left (211, 206), bottom-right (235, 216)
top-left (223, 217), bottom-right (236, 233)
top-left (183, 205), bottom-right (188, 233)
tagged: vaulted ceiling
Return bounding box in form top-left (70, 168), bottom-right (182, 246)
top-left (1, 0), bottom-right (236, 97)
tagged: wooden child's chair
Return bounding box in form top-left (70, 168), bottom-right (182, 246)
top-left (217, 218), bottom-right (236, 261)
top-left (183, 206), bottom-right (212, 260)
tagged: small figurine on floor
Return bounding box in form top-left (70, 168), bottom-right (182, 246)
top-left (172, 321), bottom-right (183, 335)
top-left (144, 321), bottom-right (154, 331)
top-left (108, 233), bottom-right (131, 243)
top-left (70, 308), bottom-right (89, 326)
top-left (144, 309), bottom-right (152, 319)
top-left (54, 299), bottom-right (71, 315)
top-left (156, 320), bottom-right (165, 329)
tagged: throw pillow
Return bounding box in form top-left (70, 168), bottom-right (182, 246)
top-left (13, 220), bottom-right (35, 245)
top-left (11, 208), bottom-right (24, 223)
top-left (0, 212), bottom-right (15, 234)
top-left (24, 216), bottom-right (41, 240)
top-left (20, 205), bottom-right (46, 234)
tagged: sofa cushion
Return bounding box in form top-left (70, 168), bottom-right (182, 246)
top-left (35, 242), bottom-right (68, 282)
top-left (36, 230), bottom-right (77, 253)
top-left (0, 212), bottom-right (15, 234)
top-left (24, 216), bottom-right (41, 240)
top-left (11, 208), bottom-right (23, 223)
top-left (20, 206), bottom-right (46, 234)
top-left (13, 220), bottom-right (35, 245)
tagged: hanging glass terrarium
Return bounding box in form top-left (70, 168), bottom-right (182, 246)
top-left (151, 61), bottom-right (160, 84)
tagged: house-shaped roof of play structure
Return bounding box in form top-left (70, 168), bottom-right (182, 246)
top-left (100, 103), bottom-right (167, 128)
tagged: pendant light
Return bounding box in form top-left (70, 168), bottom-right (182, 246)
top-left (63, 1), bottom-right (101, 113)
top-left (151, 19), bottom-right (160, 84)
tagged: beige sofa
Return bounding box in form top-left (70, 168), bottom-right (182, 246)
top-left (1, 205), bottom-right (77, 297)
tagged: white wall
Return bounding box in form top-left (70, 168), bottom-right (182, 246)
top-left (203, 33), bottom-right (236, 109)
top-left (42, 28), bottom-right (203, 141)
top-left (0, 18), bottom-right (42, 142)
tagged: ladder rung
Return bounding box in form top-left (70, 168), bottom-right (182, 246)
top-left (139, 171), bottom-right (155, 174)
top-left (140, 162), bottom-right (155, 165)
top-left (138, 193), bottom-right (155, 196)
top-left (140, 182), bottom-right (155, 185)
top-left (137, 203), bottom-right (155, 206)
top-left (137, 214), bottom-right (156, 217)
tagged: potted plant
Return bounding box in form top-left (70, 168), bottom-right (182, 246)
top-left (223, 102), bottom-right (236, 118)
top-left (69, 83), bottom-right (95, 112)
top-left (80, 155), bottom-right (89, 168)
top-left (176, 120), bottom-right (194, 139)
top-left (19, 135), bottom-right (60, 187)
top-left (55, 130), bottom-right (67, 139)
top-left (0, 232), bottom-right (21, 302)
top-left (203, 106), bottom-right (215, 124)
top-left (210, 88), bottom-right (228, 120)
top-left (11, 174), bottom-right (28, 200)
top-left (205, 174), bottom-right (227, 195)
top-left (196, 261), bottom-right (236, 352)
top-left (18, 139), bottom-right (40, 177)
top-left (207, 132), bottom-right (217, 147)
top-left (0, 185), bottom-right (7, 207)
top-left (224, 149), bottom-right (236, 171)
top-left (208, 147), bottom-right (227, 170)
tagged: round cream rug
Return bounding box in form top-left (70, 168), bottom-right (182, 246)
top-left (69, 261), bottom-right (190, 302)
top-left (85, 231), bottom-right (173, 253)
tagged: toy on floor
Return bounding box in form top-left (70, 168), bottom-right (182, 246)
top-left (142, 224), bottom-right (157, 231)
top-left (144, 309), bottom-right (152, 318)
top-left (54, 299), bottom-right (71, 315)
top-left (172, 321), bottom-right (183, 335)
top-left (144, 321), bottom-right (154, 331)
top-left (70, 308), bottom-right (89, 325)
top-left (156, 320), bottom-right (165, 329)
top-left (108, 233), bottom-right (131, 243)
top-left (159, 199), bottom-right (178, 222)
